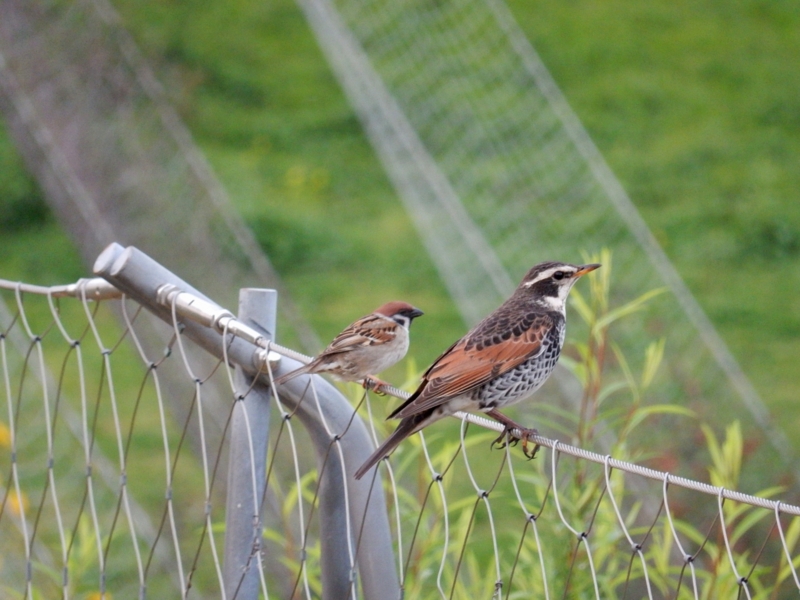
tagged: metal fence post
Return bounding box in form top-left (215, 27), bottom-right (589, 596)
top-left (272, 366), bottom-right (401, 600)
top-left (222, 289), bottom-right (275, 599)
top-left (93, 244), bottom-right (400, 599)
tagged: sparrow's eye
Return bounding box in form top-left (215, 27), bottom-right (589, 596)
top-left (553, 271), bottom-right (566, 280)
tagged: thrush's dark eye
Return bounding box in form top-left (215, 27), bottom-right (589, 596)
top-left (553, 271), bottom-right (566, 280)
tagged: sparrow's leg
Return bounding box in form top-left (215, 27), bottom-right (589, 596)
top-left (362, 376), bottom-right (391, 396)
top-left (485, 409), bottom-right (540, 459)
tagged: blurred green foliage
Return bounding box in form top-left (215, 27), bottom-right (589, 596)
top-left (0, 132), bottom-right (49, 232)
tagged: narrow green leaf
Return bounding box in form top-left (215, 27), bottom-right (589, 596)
top-left (594, 287), bottom-right (666, 331)
top-left (569, 288), bottom-right (594, 325)
top-left (641, 338), bottom-right (666, 389)
top-left (626, 404), bottom-right (696, 433)
top-left (611, 342), bottom-right (637, 398)
top-left (596, 380), bottom-right (631, 405)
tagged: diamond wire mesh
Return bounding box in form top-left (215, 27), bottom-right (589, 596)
top-left (0, 286), bottom-right (227, 597)
top-left (0, 284), bottom-right (306, 598)
top-left (1, 279), bottom-right (800, 598)
top-left (0, 278), bottom-right (391, 599)
top-left (355, 394), bottom-right (800, 599)
top-left (295, 0), bottom-right (795, 482)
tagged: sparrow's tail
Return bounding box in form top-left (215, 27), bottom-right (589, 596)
top-left (354, 411), bottom-right (431, 480)
top-left (271, 362), bottom-right (315, 386)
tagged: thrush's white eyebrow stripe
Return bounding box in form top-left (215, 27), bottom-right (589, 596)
top-left (523, 266), bottom-right (570, 287)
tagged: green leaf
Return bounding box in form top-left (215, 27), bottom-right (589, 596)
top-left (626, 404), bottom-right (696, 433)
top-left (594, 287), bottom-right (666, 332)
top-left (673, 519), bottom-right (715, 550)
top-left (641, 338), bottom-right (666, 389)
top-left (569, 288), bottom-right (594, 326)
top-left (703, 421), bottom-right (744, 489)
top-left (611, 342), bottom-right (637, 400)
top-left (702, 424), bottom-right (724, 480)
top-left (581, 247), bottom-right (612, 312)
top-left (596, 380), bottom-right (631, 405)
top-left (730, 490), bottom-right (782, 543)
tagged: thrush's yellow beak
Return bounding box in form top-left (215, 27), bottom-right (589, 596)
top-left (574, 263), bottom-right (601, 277)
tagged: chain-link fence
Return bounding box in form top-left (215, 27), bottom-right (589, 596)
top-left (1, 244), bottom-right (798, 599)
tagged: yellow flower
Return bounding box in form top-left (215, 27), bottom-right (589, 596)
top-left (86, 593), bottom-right (113, 600)
top-left (0, 421), bottom-right (11, 449)
top-left (8, 491), bottom-right (28, 517)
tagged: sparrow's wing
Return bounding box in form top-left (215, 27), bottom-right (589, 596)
top-left (392, 312), bottom-right (554, 419)
top-left (318, 313), bottom-right (396, 357)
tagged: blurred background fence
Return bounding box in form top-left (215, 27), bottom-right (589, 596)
top-left (1, 245), bottom-right (799, 599)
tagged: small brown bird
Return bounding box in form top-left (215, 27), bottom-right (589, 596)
top-left (273, 301), bottom-right (424, 389)
top-left (354, 261), bottom-right (599, 480)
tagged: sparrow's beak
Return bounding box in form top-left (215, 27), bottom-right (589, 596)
top-left (409, 307), bottom-right (425, 319)
top-left (574, 263), bottom-right (601, 277)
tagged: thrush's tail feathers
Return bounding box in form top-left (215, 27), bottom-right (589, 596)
top-left (354, 412), bottom-right (430, 480)
top-left (387, 388), bottom-right (420, 419)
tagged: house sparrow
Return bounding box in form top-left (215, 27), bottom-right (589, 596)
top-left (273, 301), bottom-right (424, 390)
top-left (354, 261), bottom-right (599, 479)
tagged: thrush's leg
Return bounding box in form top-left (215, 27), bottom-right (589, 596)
top-left (486, 409), bottom-right (540, 459)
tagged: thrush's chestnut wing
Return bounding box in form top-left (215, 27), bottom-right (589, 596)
top-left (390, 311), bottom-right (554, 419)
